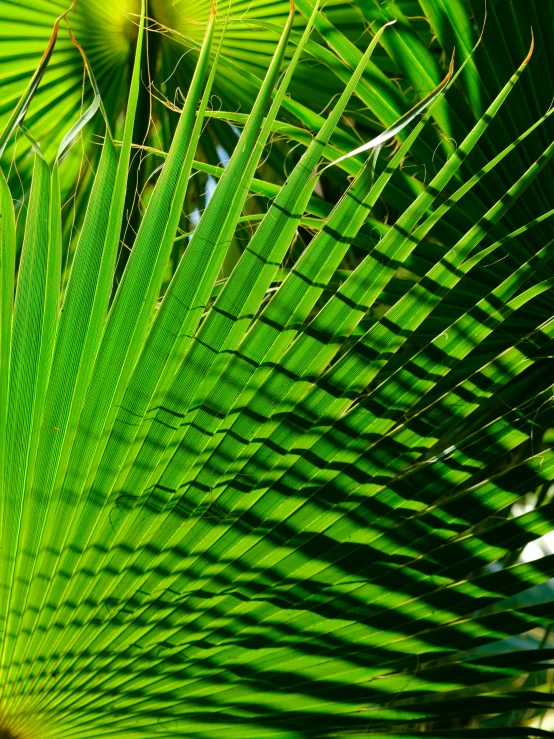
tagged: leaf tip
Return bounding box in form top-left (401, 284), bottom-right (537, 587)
top-left (446, 48), bottom-right (455, 83)
top-left (524, 28), bottom-right (535, 65)
top-left (477, 4), bottom-right (487, 46)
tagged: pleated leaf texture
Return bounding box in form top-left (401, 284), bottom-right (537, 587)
top-left (1, 1), bottom-right (554, 738)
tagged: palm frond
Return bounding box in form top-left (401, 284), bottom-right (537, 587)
top-left (1, 2), bottom-right (554, 738)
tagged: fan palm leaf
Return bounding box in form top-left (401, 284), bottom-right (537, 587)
top-left (1, 1), bottom-right (554, 738)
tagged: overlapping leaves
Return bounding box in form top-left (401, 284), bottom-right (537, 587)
top-left (0, 1), bottom-right (554, 738)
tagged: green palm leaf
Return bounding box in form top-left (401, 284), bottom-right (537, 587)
top-left (1, 1), bottom-right (554, 737)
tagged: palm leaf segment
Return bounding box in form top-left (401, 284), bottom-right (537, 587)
top-left (1, 1), bottom-right (554, 737)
